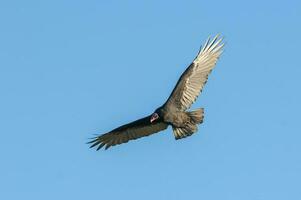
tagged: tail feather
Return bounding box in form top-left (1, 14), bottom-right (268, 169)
top-left (172, 108), bottom-right (204, 140)
top-left (187, 108), bottom-right (204, 124)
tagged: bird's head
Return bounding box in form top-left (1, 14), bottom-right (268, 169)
top-left (150, 112), bottom-right (159, 123)
top-left (150, 108), bottom-right (164, 123)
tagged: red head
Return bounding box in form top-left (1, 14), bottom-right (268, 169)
top-left (150, 113), bottom-right (159, 123)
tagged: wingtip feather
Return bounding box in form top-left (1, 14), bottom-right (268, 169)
top-left (195, 34), bottom-right (224, 61)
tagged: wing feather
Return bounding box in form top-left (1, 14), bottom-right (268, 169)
top-left (88, 116), bottom-right (168, 150)
top-left (164, 35), bottom-right (224, 111)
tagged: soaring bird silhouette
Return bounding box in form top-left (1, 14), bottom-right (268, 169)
top-left (88, 35), bottom-right (224, 150)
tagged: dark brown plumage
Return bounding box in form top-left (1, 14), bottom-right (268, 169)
top-left (88, 35), bottom-right (224, 150)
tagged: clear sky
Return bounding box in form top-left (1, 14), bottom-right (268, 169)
top-left (0, 0), bottom-right (300, 200)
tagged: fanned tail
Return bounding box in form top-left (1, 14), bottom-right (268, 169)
top-left (187, 108), bottom-right (204, 124)
top-left (172, 108), bottom-right (204, 140)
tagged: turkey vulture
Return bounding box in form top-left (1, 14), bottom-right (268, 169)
top-left (88, 35), bottom-right (224, 150)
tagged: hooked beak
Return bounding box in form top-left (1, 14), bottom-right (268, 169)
top-left (150, 113), bottom-right (159, 123)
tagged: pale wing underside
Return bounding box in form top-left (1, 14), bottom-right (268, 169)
top-left (165, 35), bottom-right (224, 111)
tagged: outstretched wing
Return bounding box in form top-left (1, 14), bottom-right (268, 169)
top-left (88, 116), bottom-right (168, 150)
top-left (164, 35), bottom-right (224, 111)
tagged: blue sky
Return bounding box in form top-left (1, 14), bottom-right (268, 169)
top-left (0, 0), bottom-right (300, 199)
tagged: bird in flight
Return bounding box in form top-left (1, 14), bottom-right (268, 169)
top-left (88, 35), bottom-right (224, 150)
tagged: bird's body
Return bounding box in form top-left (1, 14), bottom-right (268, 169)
top-left (161, 109), bottom-right (190, 127)
top-left (88, 35), bottom-right (224, 150)
top-left (157, 106), bottom-right (194, 127)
